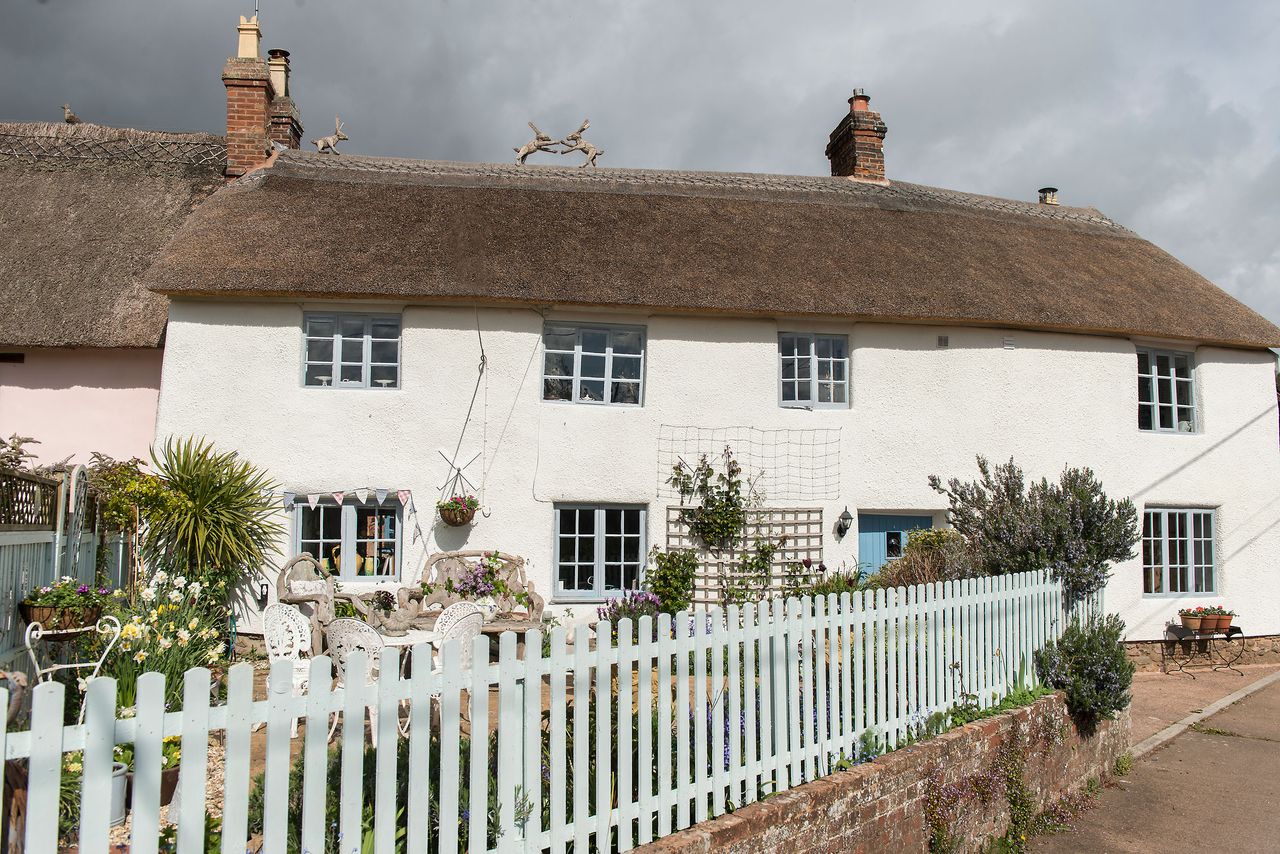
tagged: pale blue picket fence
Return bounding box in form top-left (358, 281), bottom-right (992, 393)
top-left (2, 569), bottom-right (1068, 853)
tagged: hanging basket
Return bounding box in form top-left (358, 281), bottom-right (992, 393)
top-left (19, 604), bottom-right (101, 642)
top-left (439, 504), bottom-right (477, 527)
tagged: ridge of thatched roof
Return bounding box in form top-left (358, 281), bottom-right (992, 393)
top-left (0, 122), bottom-right (227, 349)
top-left (145, 149), bottom-right (1280, 349)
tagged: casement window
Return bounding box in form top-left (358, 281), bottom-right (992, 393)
top-left (1142, 508), bottom-right (1215, 595)
top-left (542, 324), bottom-right (645, 406)
top-left (779, 333), bottom-right (849, 408)
top-left (554, 504), bottom-right (646, 600)
top-left (303, 313), bottom-right (401, 389)
top-left (1137, 348), bottom-right (1195, 432)
top-left (294, 497), bottom-right (402, 580)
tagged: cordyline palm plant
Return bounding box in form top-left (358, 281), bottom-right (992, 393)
top-left (141, 436), bottom-right (282, 593)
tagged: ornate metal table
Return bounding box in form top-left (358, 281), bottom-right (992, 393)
top-left (1162, 624), bottom-right (1245, 677)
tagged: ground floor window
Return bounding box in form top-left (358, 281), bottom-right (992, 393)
top-left (294, 496), bottom-right (401, 580)
top-left (554, 504), bottom-right (646, 600)
top-left (1143, 508), bottom-right (1215, 594)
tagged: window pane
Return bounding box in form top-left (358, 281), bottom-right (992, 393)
top-left (305, 365), bottom-right (335, 387)
top-left (611, 330), bottom-right (643, 355)
top-left (612, 356), bottom-right (641, 380)
top-left (307, 317), bottom-right (335, 338)
top-left (1137, 351), bottom-right (1150, 374)
top-left (544, 353), bottom-right (574, 377)
top-left (1138, 376), bottom-right (1153, 404)
top-left (370, 341), bottom-right (397, 363)
top-left (610, 382), bottom-right (640, 405)
top-left (833, 361), bottom-right (846, 381)
top-left (831, 383), bottom-right (847, 404)
top-left (370, 365), bottom-right (398, 388)
top-left (1173, 354), bottom-right (1191, 378)
top-left (559, 538), bottom-right (575, 563)
top-left (827, 337), bottom-right (847, 359)
top-left (1138, 404), bottom-right (1153, 431)
top-left (341, 339), bottom-right (364, 362)
top-left (307, 339), bottom-right (334, 362)
top-left (577, 538), bottom-right (594, 562)
top-left (340, 316), bottom-right (365, 337)
top-left (781, 360), bottom-right (796, 380)
top-left (544, 327), bottom-right (577, 351)
top-left (1175, 381), bottom-right (1193, 407)
top-left (815, 337), bottom-right (832, 358)
top-left (817, 361), bottom-right (832, 381)
top-left (580, 355), bottom-right (606, 378)
top-left (795, 357), bottom-right (811, 379)
top-left (544, 378), bottom-right (572, 401)
top-left (1158, 405), bottom-right (1173, 430)
top-left (782, 382), bottom-right (796, 402)
top-left (578, 510), bottom-right (594, 535)
top-left (371, 320), bottom-right (400, 339)
top-left (578, 379), bottom-right (606, 402)
top-left (886, 531), bottom-right (903, 559)
top-left (605, 537), bottom-right (621, 563)
top-left (1155, 353), bottom-right (1172, 377)
top-left (560, 509), bottom-right (576, 535)
top-left (340, 365), bottom-right (363, 384)
top-left (581, 330), bottom-right (608, 354)
top-left (818, 384), bottom-right (832, 403)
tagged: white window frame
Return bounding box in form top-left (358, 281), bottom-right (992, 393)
top-left (302, 312), bottom-right (402, 390)
top-left (1142, 507), bottom-right (1216, 596)
top-left (293, 497), bottom-right (404, 581)
top-left (1136, 347), bottom-right (1196, 433)
top-left (778, 333), bottom-right (849, 410)
top-left (541, 323), bottom-right (646, 406)
top-left (553, 504), bottom-right (647, 601)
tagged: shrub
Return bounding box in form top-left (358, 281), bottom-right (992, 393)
top-left (645, 548), bottom-right (698, 613)
top-left (1034, 613), bottom-right (1135, 734)
top-left (929, 457), bottom-right (1137, 608)
top-left (871, 529), bottom-right (975, 589)
top-left (142, 436), bottom-right (282, 595)
top-left (598, 590), bottom-right (663, 641)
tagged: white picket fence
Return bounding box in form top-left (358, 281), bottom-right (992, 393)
top-left (2, 570), bottom-right (1070, 853)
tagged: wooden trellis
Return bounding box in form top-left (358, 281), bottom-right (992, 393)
top-left (0, 470), bottom-right (59, 532)
top-left (666, 506), bottom-right (824, 605)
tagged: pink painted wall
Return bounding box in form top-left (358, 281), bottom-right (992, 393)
top-left (0, 348), bottom-right (163, 464)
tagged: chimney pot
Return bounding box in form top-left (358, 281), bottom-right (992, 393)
top-left (1038, 186), bottom-right (1059, 206)
top-left (236, 14), bottom-right (262, 60)
top-left (267, 48), bottom-right (291, 97)
top-left (850, 88), bottom-right (871, 112)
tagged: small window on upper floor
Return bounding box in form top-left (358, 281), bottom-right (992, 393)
top-left (542, 324), bottom-right (645, 406)
top-left (303, 313), bottom-right (401, 389)
top-left (779, 333), bottom-right (849, 409)
top-left (1137, 348), bottom-right (1195, 432)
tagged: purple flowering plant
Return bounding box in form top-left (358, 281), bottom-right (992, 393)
top-left (22, 575), bottom-right (114, 611)
top-left (423, 550), bottom-right (531, 609)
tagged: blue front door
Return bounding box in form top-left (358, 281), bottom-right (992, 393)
top-left (857, 513), bottom-right (934, 574)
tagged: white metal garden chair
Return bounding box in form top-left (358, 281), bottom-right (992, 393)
top-left (324, 618), bottom-right (386, 746)
top-left (431, 601), bottom-right (485, 670)
top-left (261, 603), bottom-right (312, 738)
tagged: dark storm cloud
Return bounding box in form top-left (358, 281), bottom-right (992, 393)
top-left (4, 0), bottom-right (1278, 325)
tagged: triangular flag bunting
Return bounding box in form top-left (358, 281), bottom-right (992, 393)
top-left (307, 493), bottom-right (320, 509)
top-left (355, 488), bottom-right (370, 504)
top-left (398, 489), bottom-right (411, 505)
top-left (282, 491), bottom-right (295, 508)
top-left (332, 491), bottom-right (345, 505)
top-left (375, 488), bottom-right (389, 504)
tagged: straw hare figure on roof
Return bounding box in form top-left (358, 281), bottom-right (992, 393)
top-left (61, 104), bottom-right (83, 124)
top-left (560, 119), bottom-right (603, 168)
top-left (312, 115), bottom-right (348, 154)
top-left (514, 122), bottom-right (560, 165)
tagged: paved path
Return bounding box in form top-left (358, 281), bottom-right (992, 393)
top-left (1034, 671), bottom-right (1280, 854)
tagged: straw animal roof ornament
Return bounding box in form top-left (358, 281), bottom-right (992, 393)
top-left (513, 122), bottom-right (559, 165)
top-left (312, 115), bottom-right (348, 155)
top-left (61, 104), bottom-right (82, 124)
top-left (559, 119), bottom-right (603, 168)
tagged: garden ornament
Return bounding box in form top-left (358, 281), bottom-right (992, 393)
top-left (312, 115), bottom-right (348, 154)
top-left (559, 119), bottom-right (604, 168)
top-left (62, 104), bottom-right (83, 124)
top-left (514, 122), bottom-right (559, 165)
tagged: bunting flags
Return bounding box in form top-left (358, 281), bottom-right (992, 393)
top-left (355, 488), bottom-right (370, 504)
top-left (375, 488), bottom-right (389, 504)
top-left (398, 489), bottom-right (411, 506)
top-left (331, 491), bottom-right (345, 505)
top-left (307, 493), bottom-right (320, 509)
top-left (282, 491), bottom-right (295, 508)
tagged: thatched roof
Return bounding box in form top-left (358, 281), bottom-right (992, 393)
top-left (145, 149), bottom-right (1280, 350)
top-left (0, 122), bottom-right (226, 348)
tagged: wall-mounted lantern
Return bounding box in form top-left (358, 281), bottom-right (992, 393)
top-left (256, 581), bottom-right (270, 609)
top-left (836, 507), bottom-right (854, 539)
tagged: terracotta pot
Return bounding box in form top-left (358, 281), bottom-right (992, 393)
top-left (1214, 614), bottom-right (1233, 631)
top-left (1179, 614), bottom-right (1201, 631)
top-left (126, 766), bottom-right (180, 807)
top-left (19, 603), bottom-right (101, 641)
top-left (439, 504), bottom-right (476, 527)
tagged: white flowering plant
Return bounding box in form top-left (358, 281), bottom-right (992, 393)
top-left (104, 570), bottom-right (225, 709)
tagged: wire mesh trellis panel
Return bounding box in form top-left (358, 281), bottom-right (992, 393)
top-left (667, 506), bottom-right (825, 605)
top-left (0, 132), bottom-right (226, 167)
top-left (656, 425), bottom-right (842, 502)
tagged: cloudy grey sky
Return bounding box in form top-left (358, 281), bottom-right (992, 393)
top-left (4, 1), bottom-right (1278, 325)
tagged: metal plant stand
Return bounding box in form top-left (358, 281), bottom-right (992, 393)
top-left (23, 617), bottom-right (122, 721)
top-left (1162, 624), bottom-right (1245, 677)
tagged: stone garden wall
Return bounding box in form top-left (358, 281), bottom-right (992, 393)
top-left (1124, 635), bottom-right (1280, 672)
top-left (635, 692), bottom-right (1129, 854)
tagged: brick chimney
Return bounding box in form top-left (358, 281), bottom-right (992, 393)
top-left (267, 49), bottom-right (303, 150)
top-left (222, 15), bottom-right (274, 177)
top-left (825, 88), bottom-right (888, 184)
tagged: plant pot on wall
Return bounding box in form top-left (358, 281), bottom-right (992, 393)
top-left (1179, 613), bottom-right (1202, 631)
top-left (19, 604), bottom-right (101, 642)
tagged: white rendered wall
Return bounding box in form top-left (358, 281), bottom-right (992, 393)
top-left (155, 300), bottom-right (1280, 640)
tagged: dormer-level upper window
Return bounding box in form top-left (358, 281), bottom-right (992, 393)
top-left (1137, 348), bottom-right (1195, 432)
top-left (542, 324), bottom-right (645, 406)
top-left (779, 333), bottom-right (849, 409)
top-left (303, 313), bottom-right (401, 389)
